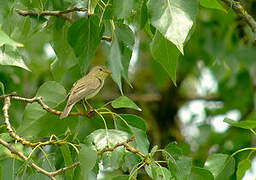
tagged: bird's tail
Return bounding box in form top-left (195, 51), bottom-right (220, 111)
top-left (60, 103), bottom-right (74, 119)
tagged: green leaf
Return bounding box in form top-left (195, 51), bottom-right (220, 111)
top-left (51, 23), bottom-right (77, 81)
top-left (164, 142), bottom-right (182, 160)
top-left (89, 0), bottom-right (99, 15)
top-left (204, 153), bottom-right (235, 180)
top-left (145, 163), bottom-right (172, 180)
top-left (200, 0), bottom-right (226, 12)
top-left (122, 152), bottom-right (140, 172)
top-left (0, 81), bottom-right (4, 95)
top-left (189, 167), bottom-right (214, 180)
top-left (169, 156), bottom-right (192, 180)
top-left (148, 0), bottom-right (198, 53)
top-left (0, 29), bottom-right (23, 47)
top-left (236, 159), bottom-right (251, 180)
top-left (68, 16), bottom-right (104, 74)
top-left (115, 23), bottom-right (134, 86)
top-left (112, 0), bottom-right (142, 19)
top-left (18, 81), bottom-right (79, 137)
top-left (79, 144), bottom-right (97, 180)
top-left (111, 96), bottom-right (141, 111)
top-left (224, 118), bottom-right (256, 129)
top-left (151, 31), bottom-right (180, 85)
top-left (112, 175), bottom-right (129, 180)
top-left (108, 32), bottom-right (123, 93)
top-left (115, 114), bottom-right (149, 154)
top-left (85, 129), bottom-right (130, 150)
top-left (60, 145), bottom-right (74, 180)
top-left (0, 45), bottom-right (31, 71)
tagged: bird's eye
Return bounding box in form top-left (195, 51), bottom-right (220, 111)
top-left (99, 68), bottom-right (103, 71)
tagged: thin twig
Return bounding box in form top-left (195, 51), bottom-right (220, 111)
top-left (15, 8), bottom-right (112, 41)
top-left (222, 0), bottom-right (256, 40)
top-left (49, 162), bottom-right (80, 176)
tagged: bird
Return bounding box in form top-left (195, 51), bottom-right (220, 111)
top-left (60, 66), bottom-right (112, 119)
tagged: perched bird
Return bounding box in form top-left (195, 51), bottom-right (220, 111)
top-left (60, 66), bottom-right (112, 119)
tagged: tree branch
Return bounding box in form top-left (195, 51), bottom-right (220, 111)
top-left (15, 8), bottom-right (112, 42)
top-left (222, 0), bottom-right (256, 40)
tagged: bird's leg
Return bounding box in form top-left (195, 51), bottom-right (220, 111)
top-left (85, 99), bottom-right (94, 112)
top-left (81, 99), bottom-right (88, 111)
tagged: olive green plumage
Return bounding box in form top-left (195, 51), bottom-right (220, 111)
top-left (60, 66), bottom-right (111, 119)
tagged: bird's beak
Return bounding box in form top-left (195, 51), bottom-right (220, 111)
top-left (104, 69), bottom-right (112, 75)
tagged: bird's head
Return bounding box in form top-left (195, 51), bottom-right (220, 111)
top-left (89, 66), bottom-right (112, 80)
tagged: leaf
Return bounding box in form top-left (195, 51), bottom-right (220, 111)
top-left (115, 23), bottom-right (134, 86)
top-left (148, 0), bottom-right (198, 53)
top-left (122, 152), bottom-right (140, 172)
top-left (0, 81), bottom-right (4, 95)
top-left (0, 45), bottom-right (31, 71)
top-left (169, 156), bottom-right (192, 180)
top-left (224, 118), bottom-right (256, 129)
top-left (236, 159), bottom-right (251, 180)
top-left (115, 114), bottom-right (149, 154)
top-left (111, 96), bottom-right (141, 111)
top-left (18, 81), bottom-right (79, 137)
top-left (60, 145), bottom-right (74, 180)
top-left (89, 0), bottom-right (99, 15)
top-left (151, 31), bottom-right (180, 85)
top-left (145, 163), bottom-right (172, 180)
top-left (204, 153), bottom-right (235, 180)
top-left (85, 129), bottom-right (130, 150)
top-left (164, 142), bottom-right (182, 160)
top-left (68, 16), bottom-right (104, 74)
top-left (112, 0), bottom-right (142, 19)
top-left (189, 167), bottom-right (214, 180)
top-left (50, 24), bottom-right (77, 81)
top-left (112, 175), bottom-right (129, 180)
top-left (200, 0), bottom-right (226, 12)
top-left (0, 29), bottom-right (23, 47)
top-left (108, 32), bottom-right (123, 93)
top-left (79, 144), bottom-right (97, 179)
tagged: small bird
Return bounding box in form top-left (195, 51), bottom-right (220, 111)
top-left (60, 66), bottom-right (112, 119)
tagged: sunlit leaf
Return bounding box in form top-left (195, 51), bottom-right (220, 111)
top-left (204, 153), bottom-right (235, 179)
top-left (151, 31), bottom-right (180, 85)
top-left (85, 129), bottom-right (129, 150)
top-left (0, 45), bottom-right (30, 71)
top-left (111, 96), bottom-right (141, 111)
top-left (0, 29), bottom-right (23, 47)
top-left (148, 0), bottom-right (198, 53)
top-left (60, 145), bottom-right (74, 180)
top-left (79, 144), bottom-right (97, 179)
top-left (237, 159), bottom-right (251, 180)
top-left (224, 118), bottom-right (256, 129)
top-left (0, 81), bottom-right (4, 95)
top-left (169, 156), bottom-right (192, 180)
top-left (89, 0), bottom-right (99, 15)
top-left (112, 0), bottom-right (142, 19)
top-left (200, 0), bottom-right (226, 12)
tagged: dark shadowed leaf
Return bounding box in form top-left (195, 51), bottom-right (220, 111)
top-left (60, 145), bottom-right (74, 180)
top-left (204, 153), bottom-right (235, 180)
top-left (148, 0), bottom-right (198, 53)
top-left (189, 167), bottom-right (214, 180)
top-left (111, 96), bottom-right (141, 111)
top-left (68, 16), bottom-right (104, 74)
top-left (151, 31), bottom-right (180, 85)
top-left (108, 33), bottom-right (123, 93)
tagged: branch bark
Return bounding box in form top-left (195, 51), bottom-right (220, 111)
top-left (222, 0), bottom-right (256, 40)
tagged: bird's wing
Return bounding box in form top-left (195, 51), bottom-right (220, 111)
top-left (67, 77), bottom-right (101, 105)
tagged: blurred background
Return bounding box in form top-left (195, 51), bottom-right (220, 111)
top-left (1, 0), bottom-right (256, 179)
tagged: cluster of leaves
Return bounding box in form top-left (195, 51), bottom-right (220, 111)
top-left (0, 0), bottom-right (256, 179)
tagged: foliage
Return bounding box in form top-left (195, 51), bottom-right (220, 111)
top-left (0, 0), bottom-right (256, 179)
